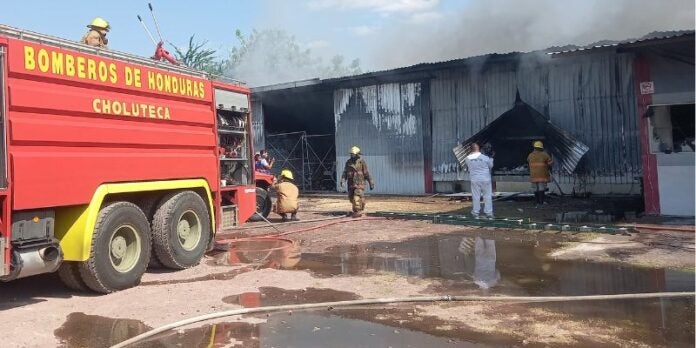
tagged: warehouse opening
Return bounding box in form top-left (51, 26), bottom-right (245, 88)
top-left (253, 83), bottom-right (336, 191)
top-left (648, 104), bottom-right (695, 154)
top-left (459, 93), bottom-right (588, 179)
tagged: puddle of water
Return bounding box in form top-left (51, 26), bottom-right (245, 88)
top-left (257, 312), bottom-right (478, 347)
top-left (140, 239), bottom-right (301, 287)
top-left (55, 313), bottom-right (152, 348)
top-left (144, 231), bottom-right (693, 346)
top-left (56, 310), bottom-right (478, 348)
top-left (55, 312), bottom-right (263, 348)
top-left (288, 231), bottom-right (694, 346)
top-left (222, 287), bottom-right (361, 307)
top-left (209, 238), bottom-right (301, 269)
top-left (294, 232), bottom-right (694, 295)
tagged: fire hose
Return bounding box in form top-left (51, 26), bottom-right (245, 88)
top-left (216, 215), bottom-right (386, 242)
top-left (110, 291), bottom-right (694, 348)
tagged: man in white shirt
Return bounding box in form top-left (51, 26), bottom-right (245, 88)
top-left (259, 149), bottom-right (275, 170)
top-left (464, 143), bottom-right (494, 219)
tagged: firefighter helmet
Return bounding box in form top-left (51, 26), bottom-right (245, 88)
top-left (533, 141), bottom-right (544, 149)
top-left (280, 169), bottom-right (294, 180)
top-left (88, 17), bottom-right (110, 31)
top-left (350, 146), bottom-right (360, 155)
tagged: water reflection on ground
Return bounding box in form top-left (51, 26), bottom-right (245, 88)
top-left (89, 231), bottom-right (696, 347)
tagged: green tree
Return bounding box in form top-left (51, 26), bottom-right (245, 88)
top-left (170, 35), bottom-right (224, 76)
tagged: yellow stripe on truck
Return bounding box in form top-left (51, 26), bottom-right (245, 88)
top-left (54, 179), bottom-right (215, 261)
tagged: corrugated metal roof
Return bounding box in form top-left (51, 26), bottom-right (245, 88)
top-left (326, 31), bottom-right (694, 85)
top-left (547, 31), bottom-right (695, 56)
top-left (249, 31), bottom-right (693, 92)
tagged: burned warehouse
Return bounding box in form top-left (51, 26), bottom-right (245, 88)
top-left (251, 32), bottom-right (695, 216)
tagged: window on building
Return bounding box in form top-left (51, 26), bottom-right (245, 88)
top-left (649, 104), bottom-right (695, 154)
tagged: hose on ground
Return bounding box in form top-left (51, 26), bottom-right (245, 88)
top-left (227, 214), bottom-right (347, 232)
top-left (216, 216), bottom-right (386, 242)
top-left (631, 224), bottom-right (695, 233)
top-left (111, 291), bottom-right (694, 348)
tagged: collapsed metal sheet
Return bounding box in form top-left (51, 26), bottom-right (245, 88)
top-left (454, 92), bottom-right (589, 174)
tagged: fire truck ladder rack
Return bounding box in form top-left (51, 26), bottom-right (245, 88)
top-left (0, 24), bottom-right (245, 86)
top-left (368, 211), bottom-right (634, 235)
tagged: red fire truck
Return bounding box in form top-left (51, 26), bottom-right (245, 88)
top-left (0, 25), bottom-right (274, 293)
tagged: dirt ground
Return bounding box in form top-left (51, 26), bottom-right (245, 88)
top-left (0, 195), bottom-right (693, 347)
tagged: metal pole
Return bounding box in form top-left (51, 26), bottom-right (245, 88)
top-left (302, 131), bottom-right (307, 191)
top-left (253, 212), bottom-right (282, 234)
top-left (148, 3), bottom-right (165, 42)
top-left (136, 15), bottom-right (157, 45)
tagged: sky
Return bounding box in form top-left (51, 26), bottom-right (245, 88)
top-left (2, 0), bottom-right (694, 79)
top-left (1, 0), bottom-right (466, 69)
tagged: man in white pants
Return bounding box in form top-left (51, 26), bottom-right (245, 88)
top-left (464, 143), bottom-right (494, 219)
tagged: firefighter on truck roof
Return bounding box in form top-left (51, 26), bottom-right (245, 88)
top-left (82, 17), bottom-right (110, 48)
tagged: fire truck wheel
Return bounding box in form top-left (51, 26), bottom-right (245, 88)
top-left (57, 261), bottom-right (88, 291)
top-left (249, 187), bottom-right (272, 222)
top-left (79, 202), bottom-right (151, 294)
top-left (152, 191), bottom-right (210, 269)
top-left (136, 195), bottom-right (165, 269)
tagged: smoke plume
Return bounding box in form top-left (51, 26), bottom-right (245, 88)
top-left (370, 0), bottom-right (695, 69)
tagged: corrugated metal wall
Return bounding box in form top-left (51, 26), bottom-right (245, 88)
top-left (250, 98), bottom-right (265, 153)
top-left (334, 82), bottom-right (426, 194)
top-left (431, 52), bottom-right (640, 185)
top-left (649, 52), bottom-right (695, 105)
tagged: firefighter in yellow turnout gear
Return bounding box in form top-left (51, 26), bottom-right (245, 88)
top-left (82, 17), bottom-right (110, 48)
top-left (527, 141), bottom-right (553, 205)
top-left (340, 146), bottom-right (375, 217)
top-left (273, 169), bottom-right (299, 222)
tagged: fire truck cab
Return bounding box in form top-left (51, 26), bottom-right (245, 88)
top-left (0, 25), bottom-right (266, 293)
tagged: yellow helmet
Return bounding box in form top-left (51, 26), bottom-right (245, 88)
top-left (350, 146), bottom-right (360, 155)
top-left (88, 17), bottom-right (110, 31)
top-left (533, 141), bottom-right (544, 149)
top-left (280, 169), bottom-right (294, 180)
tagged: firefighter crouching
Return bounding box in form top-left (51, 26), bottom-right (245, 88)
top-left (82, 17), bottom-right (110, 48)
top-left (527, 140), bottom-right (553, 206)
top-left (273, 169), bottom-right (299, 222)
top-left (340, 146), bottom-right (374, 218)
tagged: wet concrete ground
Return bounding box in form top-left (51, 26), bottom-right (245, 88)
top-left (49, 230), bottom-right (695, 347)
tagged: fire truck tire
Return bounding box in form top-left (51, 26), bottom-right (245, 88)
top-left (79, 202), bottom-right (151, 294)
top-left (151, 191), bottom-right (210, 270)
top-left (57, 261), bottom-right (88, 291)
top-left (136, 195), bottom-right (165, 269)
top-left (148, 251), bottom-right (164, 269)
top-left (249, 187), bottom-right (272, 222)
